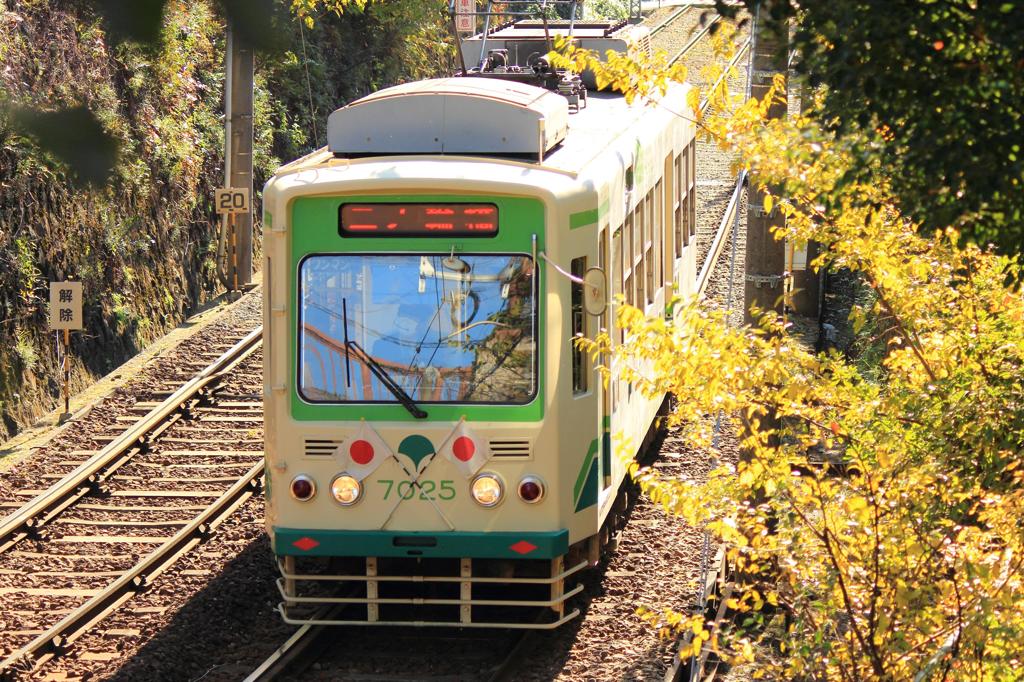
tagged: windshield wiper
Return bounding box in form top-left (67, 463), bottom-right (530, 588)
top-left (346, 339), bottom-right (428, 419)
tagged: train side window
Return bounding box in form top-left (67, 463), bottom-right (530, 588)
top-left (689, 144), bottom-right (697, 236)
top-left (600, 234), bottom-right (608, 334)
top-left (674, 153), bottom-right (684, 254)
top-left (634, 203), bottom-right (643, 266)
top-left (613, 226), bottom-right (624, 345)
top-left (633, 205), bottom-right (644, 305)
top-left (571, 256), bottom-right (587, 395)
top-left (686, 194), bottom-right (694, 241)
top-left (680, 144), bottom-right (691, 244)
top-left (624, 213), bottom-right (634, 307)
top-left (684, 191), bottom-right (692, 244)
top-left (645, 190), bottom-right (655, 304)
top-left (655, 179), bottom-right (664, 290)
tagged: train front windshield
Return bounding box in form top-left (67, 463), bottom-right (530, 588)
top-left (298, 254), bottom-right (537, 405)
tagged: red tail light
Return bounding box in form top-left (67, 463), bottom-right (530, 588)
top-left (518, 476), bottom-right (544, 503)
top-left (290, 475), bottom-right (316, 501)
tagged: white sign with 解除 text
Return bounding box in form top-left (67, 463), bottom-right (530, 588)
top-left (49, 281), bottom-right (83, 331)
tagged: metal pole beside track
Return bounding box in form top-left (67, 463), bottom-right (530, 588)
top-left (224, 20), bottom-right (254, 289)
top-left (62, 328), bottom-right (70, 418)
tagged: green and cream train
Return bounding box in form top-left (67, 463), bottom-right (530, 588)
top-left (262, 63), bottom-right (698, 628)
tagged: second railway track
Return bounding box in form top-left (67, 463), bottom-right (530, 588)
top-left (0, 311), bottom-right (265, 677)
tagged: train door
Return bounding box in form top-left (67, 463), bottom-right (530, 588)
top-left (599, 227), bottom-right (612, 490)
top-left (663, 153), bottom-right (675, 295)
top-left (562, 200), bottom-right (603, 524)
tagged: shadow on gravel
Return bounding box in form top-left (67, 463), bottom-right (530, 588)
top-left (514, 430), bottom-right (670, 681)
top-left (105, 534), bottom-right (292, 682)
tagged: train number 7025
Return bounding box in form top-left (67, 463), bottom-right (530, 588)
top-left (377, 479), bottom-right (456, 501)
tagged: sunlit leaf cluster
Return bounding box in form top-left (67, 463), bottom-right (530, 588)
top-left (290, 0), bottom-right (370, 28)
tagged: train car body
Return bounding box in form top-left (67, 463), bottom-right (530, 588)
top-left (262, 73), bottom-right (698, 628)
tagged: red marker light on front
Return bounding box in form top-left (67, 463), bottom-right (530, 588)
top-left (291, 475), bottom-right (316, 501)
top-left (518, 476), bottom-right (545, 503)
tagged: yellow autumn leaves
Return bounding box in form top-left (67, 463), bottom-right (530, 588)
top-left (566, 16), bottom-right (1024, 681)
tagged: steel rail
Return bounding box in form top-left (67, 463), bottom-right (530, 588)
top-left (663, 547), bottom-right (728, 682)
top-left (243, 604), bottom-right (347, 682)
top-left (649, 6), bottom-right (691, 37)
top-left (696, 169), bottom-right (748, 297)
top-left (243, 621), bottom-right (319, 682)
top-left (0, 326), bottom-right (263, 554)
top-left (246, 612), bottom-right (536, 682)
top-left (668, 14), bottom-right (721, 67)
top-left (0, 461), bottom-right (264, 677)
top-left (698, 33), bottom-right (752, 114)
top-left (485, 628), bottom-right (535, 682)
top-left (693, 37), bottom-right (753, 297)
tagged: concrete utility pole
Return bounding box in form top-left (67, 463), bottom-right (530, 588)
top-left (788, 75), bottom-right (822, 318)
top-left (790, 239), bottom-right (823, 317)
top-left (743, 18), bottom-right (789, 324)
top-left (224, 22), bottom-right (254, 289)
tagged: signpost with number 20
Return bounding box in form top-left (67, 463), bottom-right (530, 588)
top-left (215, 187), bottom-right (251, 215)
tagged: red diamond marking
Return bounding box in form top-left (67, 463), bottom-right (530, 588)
top-left (509, 540), bottom-right (538, 555)
top-left (292, 536), bottom-right (320, 552)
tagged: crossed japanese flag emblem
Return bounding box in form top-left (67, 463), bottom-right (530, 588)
top-left (333, 420), bottom-right (393, 481)
top-left (437, 418), bottom-right (491, 478)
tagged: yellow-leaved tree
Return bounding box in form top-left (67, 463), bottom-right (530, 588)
top-left (555, 19), bottom-right (1024, 682)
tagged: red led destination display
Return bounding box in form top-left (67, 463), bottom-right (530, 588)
top-left (339, 203), bottom-right (498, 237)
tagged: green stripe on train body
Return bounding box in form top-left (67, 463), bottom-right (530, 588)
top-left (568, 196), bottom-right (611, 230)
top-left (569, 207), bottom-right (598, 230)
top-left (274, 527), bottom-right (569, 559)
top-left (573, 438), bottom-right (599, 512)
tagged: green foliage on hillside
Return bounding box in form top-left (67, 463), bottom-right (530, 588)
top-left (583, 0), bottom-right (630, 20)
top-left (0, 0), bottom-right (452, 438)
top-left (710, 0), bottom-right (1024, 255)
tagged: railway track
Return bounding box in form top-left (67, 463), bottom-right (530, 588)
top-left (664, 16), bottom-right (757, 682)
top-left (649, 6), bottom-right (692, 37)
top-left (0, 325), bottom-right (265, 677)
top-left (246, 619), bottom-right (533, 682)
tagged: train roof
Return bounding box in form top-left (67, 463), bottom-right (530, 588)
top-left (327, 77), bottom-right (570, 157)
top-left (542, 87), bottom-right (683, 173)
top-left (277, 77), bottom-right (689, 179)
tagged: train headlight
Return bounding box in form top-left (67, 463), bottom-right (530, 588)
top-left (517, 476), bottom-right (545, 504)
top-left (331, 474), bottom-right (362, 506)
top-left (470, 473), bottom-right (504, 507)
top-left (290, 475), bottom-right (316, 501)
